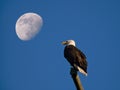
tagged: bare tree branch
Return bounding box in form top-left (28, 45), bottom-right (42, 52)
top-left (70, 68), bottom-right (84, 90)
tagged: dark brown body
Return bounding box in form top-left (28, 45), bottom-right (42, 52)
top-left (64, 45), bottom-right (88, 73)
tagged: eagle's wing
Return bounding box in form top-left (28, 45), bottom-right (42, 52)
top-left (64, 45), bottom-right (88, 75)
top-left (74, 47), bottom-right (88, 73)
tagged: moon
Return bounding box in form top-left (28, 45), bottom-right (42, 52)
top-left (15, 12), bottom-right (43, 41)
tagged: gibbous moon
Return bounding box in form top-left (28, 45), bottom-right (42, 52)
top-left (15, 12), bottom-right (43, 41)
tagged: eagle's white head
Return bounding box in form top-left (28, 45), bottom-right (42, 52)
top-left (62, 40), bottom-right (76, 46)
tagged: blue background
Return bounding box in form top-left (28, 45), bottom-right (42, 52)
top-left (1, 0), bottom-right (120, 90)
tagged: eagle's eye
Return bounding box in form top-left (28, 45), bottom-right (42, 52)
top-left (66, 41), bottom-right (68, 43)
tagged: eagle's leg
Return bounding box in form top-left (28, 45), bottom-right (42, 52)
top-left (70, 67), bottom-right (77, 75)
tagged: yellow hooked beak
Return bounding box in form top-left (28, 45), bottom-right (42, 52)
top-left (62, 41), bottom-right (67, 45)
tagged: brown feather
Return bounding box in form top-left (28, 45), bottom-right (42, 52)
top-left (64, 45), bottom-right (88, 74)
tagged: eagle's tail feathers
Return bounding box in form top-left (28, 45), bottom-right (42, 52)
top-left (77, 66), bottom-right (88, 76)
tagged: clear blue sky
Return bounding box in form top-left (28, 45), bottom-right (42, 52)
top-left (1, 0), bottom-right (120, 90)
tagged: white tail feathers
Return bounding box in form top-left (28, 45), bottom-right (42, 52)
top-left (77, 66), bottom-right (88, 76)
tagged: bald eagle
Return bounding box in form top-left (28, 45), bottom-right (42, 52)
top-left (62, 40), bottom-right (88, 76)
